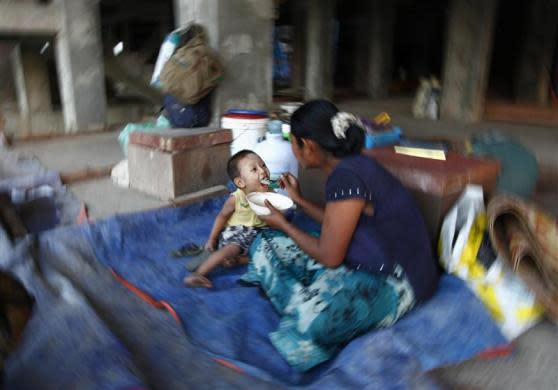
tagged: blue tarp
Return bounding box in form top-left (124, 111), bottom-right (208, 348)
top-left (2, 196), bottom-right (507, 389)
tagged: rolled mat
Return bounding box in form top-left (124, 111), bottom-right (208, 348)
top-left (487, 194), bottom-right (558, 321)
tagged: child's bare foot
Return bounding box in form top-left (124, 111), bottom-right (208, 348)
top-left (184, 274), bottom-right (213, 288)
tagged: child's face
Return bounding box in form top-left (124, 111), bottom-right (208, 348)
top-left (234, 154), bottom-right (270, 193)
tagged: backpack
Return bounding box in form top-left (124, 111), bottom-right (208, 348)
top-left (163, 94), bottom-right (212, 129)
top-left (160, 25), bottom-right (223, 105)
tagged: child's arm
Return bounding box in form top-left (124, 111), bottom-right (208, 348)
top-left (206, 195), bottom-right (236, 250)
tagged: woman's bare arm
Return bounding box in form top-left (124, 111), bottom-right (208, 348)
top-left (280, 172), bottom-right (325, 223)
top-left (295, 197), bottom-right (325, 224)
top-left (263, 198), bottom-right (365, 268)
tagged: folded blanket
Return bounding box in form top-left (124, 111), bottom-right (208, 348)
top-left (487, 194), bottom-right (558, 321)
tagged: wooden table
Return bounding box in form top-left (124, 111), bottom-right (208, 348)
top-left (299, 147), bottom-right (501, 240)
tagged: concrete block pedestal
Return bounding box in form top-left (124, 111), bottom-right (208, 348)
top-left (129, 128), bottom-right (232, 200)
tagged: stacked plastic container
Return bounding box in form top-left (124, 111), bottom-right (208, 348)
top-left (254, 120), bottom-right (298, 196)
top-left (221, 110), bottom-right (269, 155)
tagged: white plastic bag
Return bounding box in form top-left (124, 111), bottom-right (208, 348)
top-left (111, 159), bottom-right (129, 188)
top-left (439, 185), bottom-right (543, 339)
top-left (412, 76), bottom-right (441, 120)
top-left (151, 29), bottom-right (184, 88)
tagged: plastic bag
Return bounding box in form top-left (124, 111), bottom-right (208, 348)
top-left (151, 30), bottom-right (182, 88)
top-left (472, 133), bottom-right (539, 198)
top-left (151, 26), bottom-right (198, 88)
top-left (412, 76), bottom-right (441, 120)
top-left (439, 185), bottom-right (543, 339)
top-left (160, 26), bottom-right (223, 105)
top-left (117, 115), bottom-right (171, 156)
top-left (111, 159), bottom-right (129, 188)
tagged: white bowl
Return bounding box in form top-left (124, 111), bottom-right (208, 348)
top-left (246, 192), bottom-right (294, 216)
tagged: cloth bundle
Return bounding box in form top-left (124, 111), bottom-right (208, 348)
top-left (160, 25), bottom-right (223, 105)
top-left (162, 94), bottom-right (212, 128)
top-left (487, 194), bottom-right (558, 321)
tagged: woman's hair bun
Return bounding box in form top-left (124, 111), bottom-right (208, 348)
top-left (291, 100), bottom-right (364, 158)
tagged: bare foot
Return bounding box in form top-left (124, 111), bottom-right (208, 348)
top-left (184, 274), bottom-right (213, 288)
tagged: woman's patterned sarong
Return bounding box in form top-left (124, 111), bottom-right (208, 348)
top-left (242, 230), bottom-right (415, 371)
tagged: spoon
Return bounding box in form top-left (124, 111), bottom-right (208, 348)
top-left (261, 178), bottom-right (281, 189)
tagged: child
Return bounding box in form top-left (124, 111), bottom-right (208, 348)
top-left (184, 150), bottom-right (271, 288)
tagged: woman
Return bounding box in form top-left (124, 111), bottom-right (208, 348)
top-left (242, 100), bottom-right (440, 371)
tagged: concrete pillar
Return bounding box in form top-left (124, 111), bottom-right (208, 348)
top-left (353, 16), bottom-right (369, 95)
top-left (0, 43), bottom-right (18, 112)
top-left (10, 45), bottom-right (31, 135)
top-left (364, 1), bottom-right (396, 99)
top-left (54, 0), bottom-right (107, 132)
top-left (174, 0), bottom-right (197, 28)
top-left (514, 0), bottom-right (558, 105)
top-left (305, 0), bottom-right (336, 100)
top-left (21, 49), bottom-right (53, 113)
top-left (291, 0), bottom-right (306, 97)
top-left (174, 0), bottom-right (273, 124)
top-left (440, 0), bottom-right (498, 122)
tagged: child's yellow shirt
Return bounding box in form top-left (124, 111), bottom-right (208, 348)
top-left (227, 189), bottom-right (266, 228)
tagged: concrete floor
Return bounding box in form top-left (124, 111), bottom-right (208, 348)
top-left (431, 319), bottom-right (558, 389)
top-left (13, 132), bottom-right (124, 174)
top-left (12, 131), bottom-right (169, 219)
top-left (70, 177), bottom-right (165, 219)
top-left (10, 97), bottom-right (558, 389)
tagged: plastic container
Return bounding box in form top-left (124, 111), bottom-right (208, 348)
top-left (281, 123), bottom-right (291, 141)
top-left (280, 102), bottom-right (303, 115)
top-left (221, 115), bottom-right (269, 155)
top-left (364, 126), bottom-right (402, 149)
top-left (254, 132), bottom-right (298, 196)
top-left (225, 109), bottom-right (268, 116)
top-left (254, 132), bottom-right (298, 178)
top-left (267, 119), bottom-right (283, 134)
top-left (222, 113), bottom-right (266, 120)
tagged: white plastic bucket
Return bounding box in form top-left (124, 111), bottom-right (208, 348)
top-left (221, 116), bottom-right (268, 154)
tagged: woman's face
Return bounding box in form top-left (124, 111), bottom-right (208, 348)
top-left (290, 134), bottom-right (317, 169)
top-left (290, 134), bottom-right (306, 167)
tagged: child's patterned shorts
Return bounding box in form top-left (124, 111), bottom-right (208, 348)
top-left (219, 225), bottom-right (263, 255)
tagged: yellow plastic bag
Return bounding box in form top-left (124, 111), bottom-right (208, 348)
top-left (439, 185), bottom-right (543, 339)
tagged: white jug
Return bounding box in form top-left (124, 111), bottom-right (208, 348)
top-left (254, 132), bottom-right (298, 196)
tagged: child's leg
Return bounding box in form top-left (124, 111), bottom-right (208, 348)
top-left (223, 255), bottom-right (249, 268)
top-left (196, 244), bottom-right (241, 275)
top-left (184, 244), bottom-right (241, 288)
top-left (214, 225), bottom-right (258, 268)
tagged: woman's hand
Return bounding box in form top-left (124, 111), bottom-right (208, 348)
top-left (259, 200), bottom-right (289, 231)
top-left (280, 173), bottom-right (302, 204)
